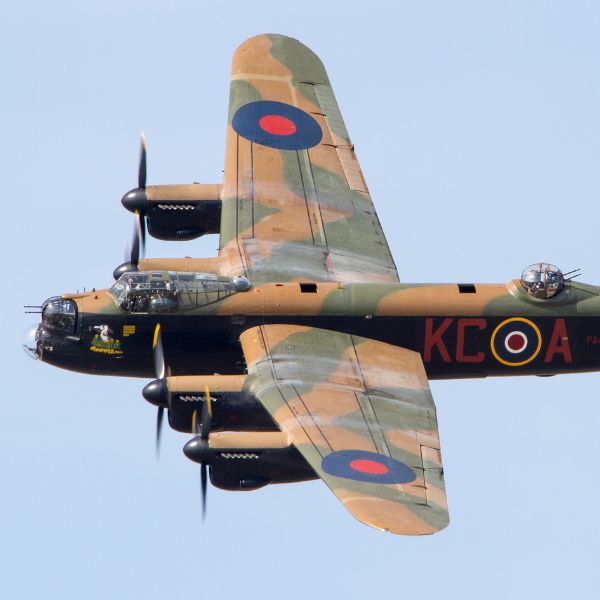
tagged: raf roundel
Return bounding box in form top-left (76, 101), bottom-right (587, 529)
top-left (490, 317), bottom-right (542, 367)
top-left (321, 450), bottom-right (417, 484)
top-left (231, 100), bottom-right (323, 150)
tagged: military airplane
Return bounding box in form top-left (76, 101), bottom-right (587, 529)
top-left (23, 34), bottom-right (600, 535)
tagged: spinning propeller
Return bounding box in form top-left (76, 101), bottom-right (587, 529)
top-left (146, 325), bottom-right (214, 517)
top-left (150, 323), bottom-right (170, 457)
top-left (122, 137), bottom-right (215, 516)
top-left (184, 387), bottom-right (214, 520)
top-left (113, 134), bottom-right (148, 279)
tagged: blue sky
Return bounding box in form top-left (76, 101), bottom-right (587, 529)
top-left (2, 1), bottom-right (600, 598)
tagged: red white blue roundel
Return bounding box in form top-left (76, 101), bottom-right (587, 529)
top-left (490, 317), bottom-right (542, 367)
top-left (321, 450), bottom-right (416, 484)
top-left (231, 100), bottom-right (323, 150)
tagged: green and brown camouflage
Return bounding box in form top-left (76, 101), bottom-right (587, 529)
top-left (240, 324), bottom-right (447, 535)
top-left (25, 35), bottom-right (600, 535)
top-left (219, 34), bottom-right (398, 283)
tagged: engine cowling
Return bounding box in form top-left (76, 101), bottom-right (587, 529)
top-left (183, 431), bottom-right (317, 490)
top-left (122, 183), bottom-right (222, 240)
top-left (142, 375), bottom-right (277, 433)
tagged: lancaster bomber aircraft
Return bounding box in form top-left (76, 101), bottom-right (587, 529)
top-left (23, 34), bottom-right (600, 535)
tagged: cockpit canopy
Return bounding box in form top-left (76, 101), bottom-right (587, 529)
top-left (520, 263), bottom-right (564, 299)
top-left (109, 272), bottom-right (245, 313)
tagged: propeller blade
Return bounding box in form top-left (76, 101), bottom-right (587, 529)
top-left (155, 406), bottom-right (164, 458)
top-left (131, 210), bottom-right (146, 261)
top-left (200, 462), bottom-right (207, 520)
top-left (129, 211), bottom-right (141, 265)
top-left (152, 324), bottom-right (165, 380)
top-left (182, 425), bottom-right (210, 520)
top-left (197, 391), bottom-right (211, 519)
top-left (205, 385), bottom-right (213, 417)
top-left (138, 132), bottom-right (147, 189)
top-left (200, 386), bottom-right (212, 440)
top-left (150, 324), bottom-right (169, 459)
top-left (139, 210), bottom-right (146, 257)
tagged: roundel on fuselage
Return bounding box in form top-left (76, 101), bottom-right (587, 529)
top-left (490, 317), bottom-right (542, 367)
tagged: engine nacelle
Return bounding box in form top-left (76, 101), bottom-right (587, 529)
top-left (122, 183), bottom-right (222, 241)
top-left (142, 375), bottom-right (277, 433)
top-left (184, 432), bottom-right (317, 490)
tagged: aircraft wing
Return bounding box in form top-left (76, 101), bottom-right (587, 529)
top-left (219, 34), bottom-right (399, 283)
top-left (239, 324), bottom-right (449, 535)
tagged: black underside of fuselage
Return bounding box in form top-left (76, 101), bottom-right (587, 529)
top-left (40, 312), bottom-right (600, 379)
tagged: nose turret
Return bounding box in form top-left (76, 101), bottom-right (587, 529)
top-left (23, 296), bottom-right (78, 362)
top-left (40, 297), bottom-right (77, 332)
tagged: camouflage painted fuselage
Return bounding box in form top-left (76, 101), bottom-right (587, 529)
top-left (40, 279), bottom-right (600, 379)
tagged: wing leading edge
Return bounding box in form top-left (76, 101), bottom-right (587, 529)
top-left (240, 324), bottom-right (449, 535)
top-left (219, 34), bottom-right (399, 284)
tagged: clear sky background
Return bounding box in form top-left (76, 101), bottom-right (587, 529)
top-left (2, 1), bottom-right (600, 598)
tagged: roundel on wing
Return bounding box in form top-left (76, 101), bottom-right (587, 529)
top-left (321, 450), bottom-right (417, 484)
top-left (490, 317), bottom-right (542, 366)
top-left (231, 100), bottom-right (323, 150)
